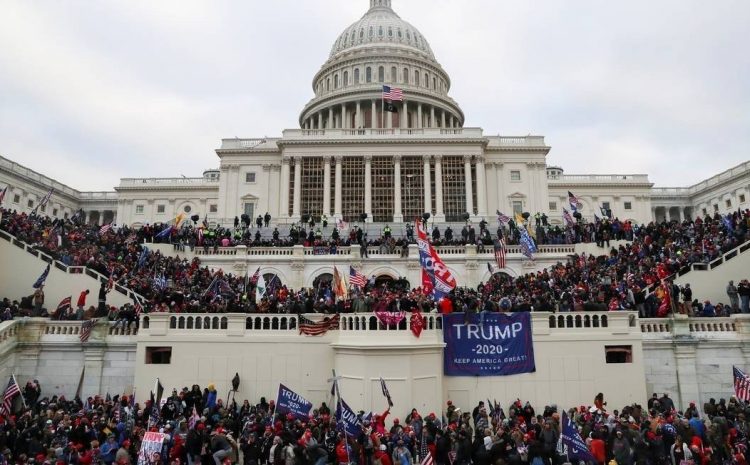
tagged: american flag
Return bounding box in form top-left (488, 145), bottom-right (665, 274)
top-left (382, 85), bottom-right (403, 102)
top-left (188, 405), bottom-right (200, 430)
top-left (496, 210), bottom-right (511, 225)
top-left (420, 428), bottom-right (434, 465)
top-left (249, 267), bottom-right (261, 286)
top-left (299, 314), bottom-right (340, 336)
top-left (734, 366), bottom-right (750, 402)
top-left (99, 223), bottom-right (112, 235)
top-left (0, 186), bottom-right (6, 205)
top-left (562, 208), bottom-right (576, 227)
top-left (105, 268), bottom-right (115, 293)
top-left (568, 191), bottom-right (583, 211)
top-left (80, 319), bottom-right (97, 343)
top-left (493, 238), bottom-right (506, 269)
top-left (349, 266), bottom-right (367, 288)
top-left (56, 296), bottom-right (72, 315)
top-left (39, 188), bottom-right (53, 207)
top-left (133, 296), bottom-right (144, 319)
top-left (0, 376), bottom-right (21, 416)
top-left (336, 218), bottom-right (349, 231)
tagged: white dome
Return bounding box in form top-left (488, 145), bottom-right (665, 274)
top-left (329, 0), bottom-right (435, 61)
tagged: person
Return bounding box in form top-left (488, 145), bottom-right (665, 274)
top-left (98, 281), bottom-right (108, 317)
top-left (116, 440), bottom-right (132, 465)
top-left (77, 289), bottom-right (90, 320)
top-left (392, 440), bottom-right (412, 465)
top-left (321, 214), bottom-right (328, 229)
top-left (256, 215), bottom-right (263, 229)
top-left (740, 280), bottom-right (750, 314)
top-left (32, 285), bottom-right (44, 317)
top-left (264, 212), bottom-right (271, 228)
top-left (670, 435), bottom-right (692, 465)
top-left (728, 280), bottom-right (740, 313)
top-left (210, 428), bottom-right (233, 465)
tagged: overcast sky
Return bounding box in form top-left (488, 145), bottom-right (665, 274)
top-left (1, 0), bottom-right (748, 192)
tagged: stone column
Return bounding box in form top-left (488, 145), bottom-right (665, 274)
top-left (417, 103), bottom-right (423, 129)
top-left (673, 340), bottom-right (700, 411)
top-left (441, 110), bottom-right (446, 128)
top-left (434, 155), bottom-right (445, 221)
top-left (464, 155), bottom-right (474, 215)
top-left (356, 101), bottom-right (362, 129)
top-left (386, 106), bottom-right (392, 129)
top-left (334, 156), bottom-right (343, 218)
top-left (318, 112), bottom-right (323, 130)
top-left (449, 115), bottom-right (454, 129)
top-left (372, 100), bottom-right (378, 129)
top-left (393, 155), bottom-right (403, 222)
top-left (292, 157), bottom-right (302, 220)
top-left (401, 101), bottom-right (408, 129)
top-left (341, 104), bottom-right (347, 129)
top-left (364, 155), bottom-right (372, 221)
top-left (476, 157), bottom-right (487, 217)
top-left (323, 156), bottom-right (332, 216)
top-left (430, 106), bottom-right (436, 128)
top-left (423, 155), bottom-right (432, 214)
top-left (328, 107), bottom-right (334, 129)
top-left (280, 158), bottom-right (290, 218)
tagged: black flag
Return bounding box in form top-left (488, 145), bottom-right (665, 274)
top-left (384, 102), bottom-right (398, 113)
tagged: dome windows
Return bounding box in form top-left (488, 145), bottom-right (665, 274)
top-left (378, 66), bottom-right (384, 82)
top-left (403, 67), bottom-right (408, 84)
top-left (406, 31), bottom-right (411, 42)
top-left (388, 27), bottom-right (393, 38)
top-left (366, 67), bottom-right (372, 83)
top-left (334, 74), bottom-right (339, 89)
top-left (354, 68), bottom-right (360, 84)
top-left (390, 66), bottom-right (396, 82)
top-left (343, 71), bottom-right (349, 87)
top-left (378, 26), bottom-right (384, 37)
top-left (369, 26), bottom-right (374, 38)
top-left (360, 28), bottom-right (364, 40)
top-left (397, 28), bottom-right (402, 38)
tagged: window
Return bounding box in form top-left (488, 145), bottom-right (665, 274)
top-left (390, 66), bottom-right (397, 82)
top-left (726, 199), bottom-right (732, 208)
top-left (245, 172), bottom-right (256, 183)
top-left (378, 66), bottom-right (384, 82)
top-left (343, 71), bottom-right (348, 86)
top-left (548, 202), bottom-right (557, 211)
top-left (326, 78), bottom-right (330, 91)
top-left (433, 77), bottom-right (437, 89)
top-left (52, 208), bottom-right (58, 216)
top-left (366, 67), bottom-right (372, 83)
top-left (27, 200), bottom-right (34, 208)
top-left (741, 194), bottom-right (747, 203)
top-left (424, 72), bottom-right (428, 86)
top-left (414, 70), bottom-right (419, 85)
top-left (512, 201), bottom-right (523, 214)
top-left (702, 208), bottom-right (708, 216)
top-left (135, 205), bottom-right (144, 214)
top-left (713, 204), bottom-right (719, 212)
top-left (605, 345), bottom-right (632, 363)
top-left (157, 205), bottom-right (165, 214)
top-left (403, 67), bottom-right (408, 84)
top-left (602, 201), bottom-right (611, 210)
top-left (334, 74), bottom-right (339, 89)
top-left (13, 194), bottom-right (19, 203)
top-left (510, 170), bottom-right (521, 181)
top-left (145, 347), bottom-right (172, 364)
top-left (183, 205), bottom-right (192, 213)
top-left (354, 68), bottom-right (360, 84)
top-left (40, 205), bottom-right (46, 212)
top-left (624, 201), bottom-right (632, 210)
top-left (244, 203), bottom-right (254, 219)
top-left (209, 204), bottom-right (218, 213)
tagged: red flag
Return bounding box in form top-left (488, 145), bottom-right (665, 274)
top-left (421, 269), bottom-right (433, 296)
top-left (410, 311), bottom-right (424, 338)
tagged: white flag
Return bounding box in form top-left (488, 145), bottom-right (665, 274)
top-left (255, 274), bottom-right (267, 303)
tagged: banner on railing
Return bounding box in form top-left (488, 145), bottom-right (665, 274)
top-left (275, 384), bottom-right (312, 420)
top-left (442, 313), bottom-right (535, 376)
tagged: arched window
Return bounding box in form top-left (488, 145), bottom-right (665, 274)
top-left (403, 68), bottom-right (408, 84)
top-left (343, 71), bottom-right (349, 87)
top-left (424, 73), bottom-right (428, 87)
top-left (366, 67), bottom-right (372, 83)
top-left (397, 28), bottom-right (402, 38)
top-left (369, 26), bottom-right (373, 38)
top-left (433, 77), bottom-right (436, 89)
top-left (388, 27), bottom-right (393, 38)
top-left (326, 78), bottom-right (330, 91)
top-left (414, 70), bottom-right (419, 85)
top-left (360, 28), bottom-right (364, 40)
top-left (354, 68), bottom-right (360, 84)
top-left (378, 26), bottom-right (384, 37)
top-left (390, 66), bottom-right (397, 82)
top-left (334, 74), bottom-right (339, 89)
top-left (378, 66), bottom-right (384, 82)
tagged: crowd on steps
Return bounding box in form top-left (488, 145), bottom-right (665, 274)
top-left (1, 207), bottom-right (749, 320)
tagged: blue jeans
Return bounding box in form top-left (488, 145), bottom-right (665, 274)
top-left (742, 295), bottom-right (750, 313)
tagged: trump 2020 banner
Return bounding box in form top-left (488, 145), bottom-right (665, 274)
top-left (275, 384), bottom-right (313, 419)
top-left (443, 312), bottom-right (536, 376)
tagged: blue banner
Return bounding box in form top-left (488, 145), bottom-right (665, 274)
top-left (443, 312), bottom-right (536, 376)
top-left (335, 398), bottom-right (362, 437)
top-left (275, 384), bottom-right (312, 420)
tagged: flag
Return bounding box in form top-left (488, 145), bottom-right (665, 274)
top-left (349, 266), bottom-right (367, 288)
top-left (384, 101), bottom-right (398, 113)
top-left (518, 227), bottom-right (537, 260)
top-left (155, 225), bottom-right (173, 239)
top-left (33, 264), bottom-right (50, 288)
top-left (299, 314), bottom-right (340, 336)
top-left (99, 223), bottom-right (112, 235)
top-left (174, 213), bottom-right (187, 229)
top-left (137, 247), bottom-right (150, 268)
top-left (420, 428), bottom-right (434, 465)
top-left (133, 296), bottom-right (144, 319)
top-left (0, 376), bottom-right (21, 416)
top-left (420, 269), bottom-right (434, 296)
top-left (410, 311), bottom-right (424, 338)
top-left (250, 267), bottom-right (261, 286)
top-left (105, 268), bottom-right (115, 293)
top-left (382, 85), bottom-right (403, 102)
top-left (75, 367), bottom-right (85, 400)
top-left (380, 378), bottom-right (393, 408)
top-left (333, 267), bottom-right (348, 299)
top-left (415, 220), bottom-right (456, 301)
top-left (558, 411), bottom-right (595, 462)
top-left (0, 186), bottom-right (6, 205)
top-left (148, 391), bottom-right (160, 427)
top-left (723, 215), bottom-right (735, 232)
top-left (568, 191), bottom-right (583, 211)
top-left (188, 406), bottom-right (200, 430)
top-left (255, 274), bottom-right (267, 303)
top-left (80, 319), bottom-right (97, 343)
top-left (487, 262), bottom-right (494, 274)
top-left (734, 366), bottom-right (750, 402)
top-left (335, 397), bottom-right (362, 437)
top-left (56, 296), bottom-right (72, 316)
top-left (562, 208), bottom-right (576, 227)
top-left (266, 275), bottom-right (280, 297)
top-left (153, 274), bottom-right (168, 291)
top-left (154, 378), bottom-right (165, 405)
top-left (493, 238), bottom-right (506, 269)
top-left (70, 209), bottom-right (84, 224)
top-left (336, 218), bottom-right (349, 232)
top-left (496, 210), bottom-right (510, 224)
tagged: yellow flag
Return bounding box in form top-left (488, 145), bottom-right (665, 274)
top-left (515, 212), bottom-right (525, 226)
top-left (174, 213), bottom-right (186, 228)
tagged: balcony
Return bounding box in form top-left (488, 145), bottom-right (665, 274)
top-left (118, 177), bottom-right (218, 188)
top-left (281, 127), bottom-right (484, 140)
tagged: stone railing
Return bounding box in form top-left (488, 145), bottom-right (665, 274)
top-left (0, 229), bottom-right (145, 302)
top-left (549, 174), bottom-right (651, 183)
top-left (639, 314), bottom-right (750, 340)
top-left (548, 312), bottom-right (612, 330)
top-left (0, 155), bottom-right (81, 198)
top-left (118, 178), bottom-right (218, 187)
top-left (0, 320), bottom-right (20, 354)
top-left (680, 240), bottom-right (750, 274)
top-left (282, 127), bottom-right (485, 139)
top-left (653, 161), bottom-right (750, 197)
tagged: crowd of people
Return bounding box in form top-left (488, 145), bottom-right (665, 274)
top-left (1, 207), bottom-right (749, 320)
top-left (2, 382), bottom-right (750, 465)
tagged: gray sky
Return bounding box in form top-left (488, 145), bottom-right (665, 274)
top-left (1, 0), bottom-right (748, 192)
